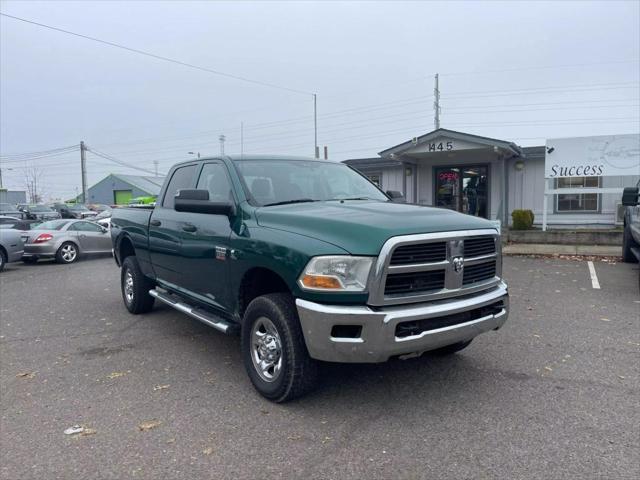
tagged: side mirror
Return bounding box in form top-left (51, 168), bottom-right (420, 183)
top-left (622, 187), bottom-right (639, 206)
top-left (174, 189), bottom-right (235, 216)
top-left (386, 190), bottom-right (406, 203)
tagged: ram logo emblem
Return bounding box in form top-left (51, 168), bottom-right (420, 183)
top-left (452, 256), bottom-right (464, 274)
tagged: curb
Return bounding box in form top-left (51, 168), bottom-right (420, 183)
top-left (503, 243), bottom-right (621, 257)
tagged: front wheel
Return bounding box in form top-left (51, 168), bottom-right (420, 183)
top-left (121, 256), bottom-right (155, 314)
top-left (241, 293), bottom-right (318, 402)
top-left (0, 249), bottom-right (6, 272)
top-left (56, 242), bottom-right (78, 264)
top-left (622, 224), bottom-right (638, 263)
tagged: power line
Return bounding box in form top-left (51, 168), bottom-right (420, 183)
top-left (0, 13), bottom-right (313, 96)
top-left (439, 59), bottom-right (640, 77)
top-left (86, 147), bottom-right (161, 175)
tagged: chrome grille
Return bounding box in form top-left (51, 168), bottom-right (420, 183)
top-left (463, 260), bottom-right (496, 285)
top-left (368, 229), bottom-right (502, 306)
top-left (390, 242), bottom-right (447, 265)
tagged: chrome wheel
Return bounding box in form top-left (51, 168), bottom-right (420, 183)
top-left (124, 269), bottom-right (134, 304)
top-left (250, 317), bottom-right (283, 382)
top-left (61, 244), bottom-right (77, 262)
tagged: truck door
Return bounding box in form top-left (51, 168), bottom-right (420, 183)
top-left (177, 161), bottom-right (235, 312)
top-left (148, 163), bottom-right (199, 287)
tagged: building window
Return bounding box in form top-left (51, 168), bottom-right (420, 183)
top-left (367, 174), bottom-right (381, 187)
top-left (555, 177), bottom-right (600, 213)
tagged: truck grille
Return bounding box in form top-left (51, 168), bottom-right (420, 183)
top-left (390, 242), bottom-right (447, 265)
top-left (464, 236), bottom-right (496, 257)
top-left (368, 229), bottom-right (502, 306)
top-left (463, 260), bottom-right (496, 285)
top-left (384, 271), bottom-right (445, 295)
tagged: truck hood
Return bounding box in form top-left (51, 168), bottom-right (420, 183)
top-left (255, 201), bottom-right (497, 255)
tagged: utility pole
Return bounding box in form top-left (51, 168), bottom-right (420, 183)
top-left (153, 160), bottom-right (159, 176)
top-left (433, 73), bottom-right (441, 130)
top-left (240, 122), bottom-right (244, 157)
top-left (313, 94), bottom-right (319, 158)
top-left (80, 141), bottom-right (88, 203)
top-left (219, 135), bottom-right (226, 156)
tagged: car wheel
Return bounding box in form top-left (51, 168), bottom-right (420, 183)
top-left (622, 224), bottom-right (638, 263)
top-left (121, 256), bottom-right (155, 314)
top-left (431, 339), bottom-right (473, 355)
top-left (0, 249), bottom-right (6, 272)
top-left (55, 242), bottom-right (79, 264)
top-left (241, 293), bottom-right (318, 402)
top-left (22, 256), bottom-right (39, 264)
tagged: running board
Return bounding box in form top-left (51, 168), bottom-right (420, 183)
top-left (149, 289), bottom-right (239, 335)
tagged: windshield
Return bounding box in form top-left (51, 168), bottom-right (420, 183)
top-left (0, 204), bottom-right (19, 211)
top-left (94, 209), bottom-right (112, 219)
top-left (35, 220), bottom-right (71, 230)
top-left (68, 204), bottom-right (89, 211)
top-left (30, 205), bottom-right (54, 212)
top-left (234, 160), bottom-right (388, 206)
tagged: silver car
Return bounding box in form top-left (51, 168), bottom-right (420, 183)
top-left (22, 219), bottom-right (111, 264)
top-left (0, 228), bottom-right (25, 271)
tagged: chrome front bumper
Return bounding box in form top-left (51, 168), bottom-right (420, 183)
top-left (296, 282), bottom-right (509, 363)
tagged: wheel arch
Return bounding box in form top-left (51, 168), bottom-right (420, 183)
top-left (238, 267), bottom-right (291, 319)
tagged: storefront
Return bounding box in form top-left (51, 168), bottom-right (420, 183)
top-left (344, 129), bottom-right (639, 228)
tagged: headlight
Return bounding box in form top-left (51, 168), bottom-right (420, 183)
top-left (299, 256), bottom-right (374, 292)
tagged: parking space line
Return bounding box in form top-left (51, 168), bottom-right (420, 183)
top-left (587, 261), bottom-right (601, 289)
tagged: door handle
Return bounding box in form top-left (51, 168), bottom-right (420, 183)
top-left (182, 224), bottom-right (197, 233)
top-left (150, 219), bottom-right (161, 227)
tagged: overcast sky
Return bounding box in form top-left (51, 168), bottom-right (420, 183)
top-left (1, 0), bottom-right (639, 200)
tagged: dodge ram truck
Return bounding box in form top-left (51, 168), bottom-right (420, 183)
top-left (111, 155), bottom-right (509, 402)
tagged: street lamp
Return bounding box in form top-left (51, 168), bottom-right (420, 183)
top-left (188, 151), bottom-right (201, 159)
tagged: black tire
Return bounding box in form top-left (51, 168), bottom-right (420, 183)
top-left (121, 256), bottom-right (155, 314)
top-left (0, 249), bottom-right (6, 272)
top-left (22, 256), bottom-right (39, 264)
top-left (432, 339), bottom-right (473, 355)
top-left (55, 242), bottom-right (79, 264)
top-left (241, 293), bottom-right (318, 402)
top-left (622, 223), bottom-right (638, 263)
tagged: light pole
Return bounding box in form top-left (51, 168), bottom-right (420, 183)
top-left (187, 151), bottom-right (201, 159)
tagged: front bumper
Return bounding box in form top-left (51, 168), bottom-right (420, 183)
top-left (296, 282), bottom-right (509, 363)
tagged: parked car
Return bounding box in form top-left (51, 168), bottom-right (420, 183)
top-left (621, 181), bottom-right (640, 287)
top-left (0, 228), bottom-right (25, 271)
top-left (0, 203), bottom-right (25, 219)
top-left (93, 209), bottom-right (112, 229)
top-left (87, 203), bottom-right (111, 213)
top-left (17, 204), bottom-right (61, 221)
top-left (111, 155), bottom-right (509, 402)
top-left (51, 203), bottom-right (97, 219)
top-left (22, 219), bottom-right (111, 264)
top-left (0, 216), bottom-right (41, 231)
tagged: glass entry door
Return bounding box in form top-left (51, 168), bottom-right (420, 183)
top-left (434, 165), bottom-right (489, 218)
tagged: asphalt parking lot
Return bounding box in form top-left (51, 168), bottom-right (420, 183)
top-left (1, 256), bottom-right (638, 480)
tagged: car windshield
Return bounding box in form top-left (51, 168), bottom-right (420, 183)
top-left (234, 159), bottom-right (388, 207)
top-left (94, 209), bottom-right (112, 219)
top-left (30, 205), bottom-right (54, 212)
top-left (68, 204), bottom-right (89, 211)
top-left (0, 203), bottom-right (19, 211)
top-left (35, 219), bottom-right (70, 230)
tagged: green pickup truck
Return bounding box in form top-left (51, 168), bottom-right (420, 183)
top-left (111, 155), bottom-right (509, 402)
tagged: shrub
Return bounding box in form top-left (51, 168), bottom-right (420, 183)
top-left (511, 209), bottom-right (534, 230)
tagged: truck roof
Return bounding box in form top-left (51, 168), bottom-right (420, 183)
top-left (170, 154), bottom-right (340, 169)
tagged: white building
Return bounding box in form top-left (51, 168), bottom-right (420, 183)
top-left (344, 129), bottom-right (640, 228)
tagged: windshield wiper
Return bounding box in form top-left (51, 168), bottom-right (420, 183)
top-left (263, 198), bottom-right (317, 207)
top-left (328, 197), bottom-right (373, 201)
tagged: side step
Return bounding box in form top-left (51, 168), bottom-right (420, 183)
top-left (149, 289), bottom-right (239, 335)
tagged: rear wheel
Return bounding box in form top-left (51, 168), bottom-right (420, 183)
top-left (432, 339), bottom-right (473, 355)
top-left (0, 249), bottom-right (6, 272)
top-left (622, 223), bottom-right (638, 263)
top-left (121, 256), bottom-right (155, 314)
top-left (56, 242), bottom-right (78, 264)
top-left (241, 293), bottom-right (318, 402)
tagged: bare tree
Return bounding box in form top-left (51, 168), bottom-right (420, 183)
top-left (24, 165), bottom-right (45, 203)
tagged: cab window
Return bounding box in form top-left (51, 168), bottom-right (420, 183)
top-left (196, 163), bottom-right (234, 202)
top-left (162, 165), bottom-right (198, 208)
